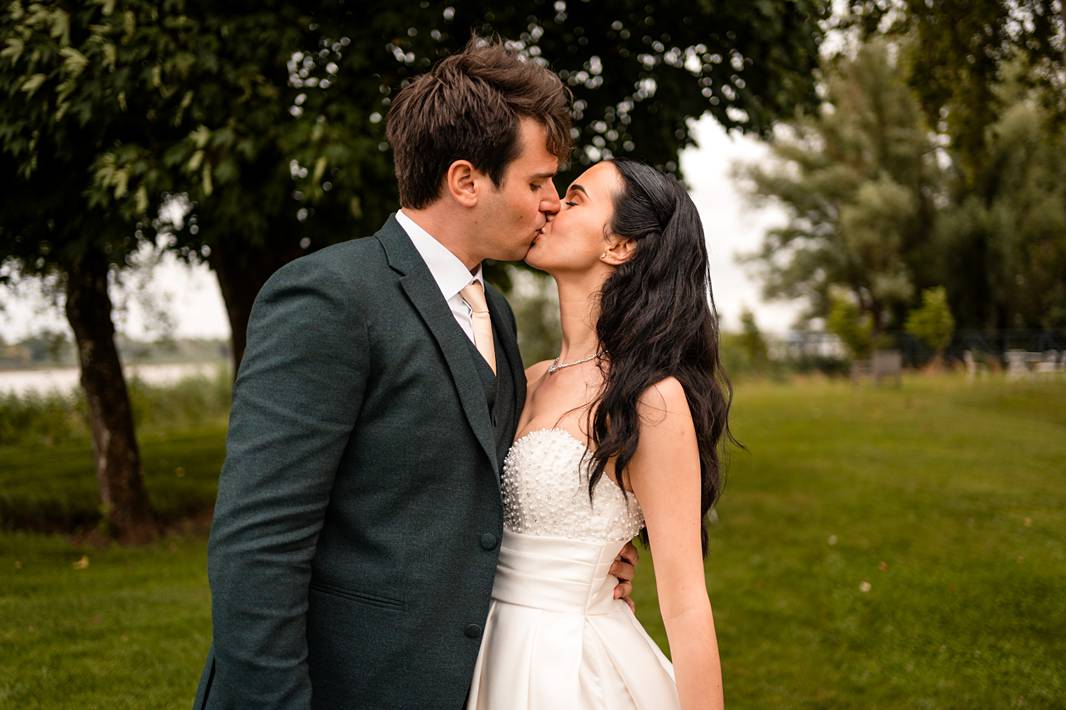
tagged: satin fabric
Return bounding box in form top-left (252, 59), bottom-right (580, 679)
top-left (465, 529), bottom-right (681, 709)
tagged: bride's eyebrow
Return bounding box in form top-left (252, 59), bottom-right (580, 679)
top-left (567, 184), bottom-right (590, 199)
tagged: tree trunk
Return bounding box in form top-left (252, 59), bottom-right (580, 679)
top-left (65, 248), bottom-right (157, 543)
top-left (210, 236), bottom-right (303, 374)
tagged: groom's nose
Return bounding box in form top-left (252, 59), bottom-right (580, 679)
top-left (540, 179), bottom-right (561, 217)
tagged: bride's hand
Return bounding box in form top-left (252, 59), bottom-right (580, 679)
top-left (610, 541), bottom-right (640, 612)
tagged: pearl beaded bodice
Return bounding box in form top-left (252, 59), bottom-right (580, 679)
top-left (501, 428), bottom-right (645, 543)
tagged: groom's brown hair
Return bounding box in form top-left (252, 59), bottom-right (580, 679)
top-left (385, 36), bottom-right (572, 209)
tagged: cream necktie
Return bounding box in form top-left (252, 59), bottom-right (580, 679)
top-left (460, 280), bottom-right (496, 375)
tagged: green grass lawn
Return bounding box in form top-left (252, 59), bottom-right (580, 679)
top-left (0, 421), bottom-right (226, 531)
top-left (2, 375), bottom-right (1065, 708)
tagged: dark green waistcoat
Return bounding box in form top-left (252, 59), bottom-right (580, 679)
top-left (461, 316), bottom-right (518, 472)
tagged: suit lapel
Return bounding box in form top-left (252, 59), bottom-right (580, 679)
top-left (377, 216), bottom-right (498, 473)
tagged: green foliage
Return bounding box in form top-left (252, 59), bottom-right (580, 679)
top-left (742, 25), bottom-right (1066, 334)
top-left (719, 309), bottom-right (775, 378)
top-left (126, 368), bottom-right (232, 431)
top-left (0, 1), bottom-right (174, 271)
top-left (0, 368), bottom-right (231, 449)
top-left (827, 292), bottom-right (873, 359)
top-left (737, 309), bottom-right (770, 366)
top-left (819, 3), bottom-right (1066, 332)
top-left (738, 40), bottom-right (939, 333)
top-left (842, 0), bottom-right (1065, 187)
top-left (0, 389), bottom-right (81, 446)
top-left (6, 0), bottom-right (829, 293)
top-left (933, 89), bottom-right (1066, 329)
top-left (905, 286), bottom-right (955, 355)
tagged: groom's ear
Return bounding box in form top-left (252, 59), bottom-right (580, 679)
top-left (445, 160), bottom-right (481, 208)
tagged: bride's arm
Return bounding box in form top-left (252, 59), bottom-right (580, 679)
top-left (628, 376), bottom-right (724, 710)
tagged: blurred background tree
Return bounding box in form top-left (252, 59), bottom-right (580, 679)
top-left (932, 75), bottom-right (1066, 331)
top-left (739, 2), bottom-right (1065, 342)
top-left (843, 0), bottom-right (1065, 186)
top-left (836, 0), bottom-right (1066, 333)
top-left (719, 307), bottom-right (773, 379)
top-left (737, 308), bottom-right (770, 371)
top-left (737, 40), bottom-right (939, 337)
top-left (905, 286), bottom-right (955, 367)
top-left (826, 290), bottom-right (873, 360)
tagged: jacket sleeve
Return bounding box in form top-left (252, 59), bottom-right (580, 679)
top-left (203, 255), bottom-right (369, 709)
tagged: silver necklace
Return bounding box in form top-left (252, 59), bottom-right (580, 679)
top-left (547, 352), bottom-right (599, 374)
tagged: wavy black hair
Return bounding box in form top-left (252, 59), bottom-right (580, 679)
top-left (583, 158), bottom-right (736, 557)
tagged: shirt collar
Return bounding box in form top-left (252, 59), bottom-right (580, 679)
top-left (395, 209), bottom-right (484, 301)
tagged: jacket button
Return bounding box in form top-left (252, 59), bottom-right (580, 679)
top-left (479, 533), bottom-right (498, 550)
top-left (465, 623), bottom-right (482, 639)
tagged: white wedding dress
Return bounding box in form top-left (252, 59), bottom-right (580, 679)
top-left (465, 428), bottom-right (681, 709)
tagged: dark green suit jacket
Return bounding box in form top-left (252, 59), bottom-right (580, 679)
top-left (193, 215), bottom-right (526, 709)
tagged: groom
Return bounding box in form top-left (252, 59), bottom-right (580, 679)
top-left (193, 38), bottom-right (639, 709)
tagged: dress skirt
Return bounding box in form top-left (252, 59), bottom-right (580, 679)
top-left (465, 529), bottom-right (681, 709)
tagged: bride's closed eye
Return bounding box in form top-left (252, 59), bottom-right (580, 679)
top-left (564, 200), bottom-right (578, 208)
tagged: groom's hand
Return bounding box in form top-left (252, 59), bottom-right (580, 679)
top-left (610, 541), bottom-right (640, 613)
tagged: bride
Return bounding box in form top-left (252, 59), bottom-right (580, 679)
top-left (466, 158), bottom-right (733, 710)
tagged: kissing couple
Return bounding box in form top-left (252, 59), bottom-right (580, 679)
top-left (194, 36), bottom-right (730, 710)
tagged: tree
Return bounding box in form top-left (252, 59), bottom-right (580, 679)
top-left (0, 3), bottom-right (174, 540)
top-left (835, 1), bottom-right (1066, 333)
top-left (737, 40), bottom-right (941, 334)
top-left (827, 291), bottom-right (873, 360)
top-left (737, 308), bottom-right (770, 370)
top-left (932, 82), bottom-right (1066, 330)
top-left (841, 0), bottom-right (1065, 187)
top-left (74, 0), bottom-right (830, 369)
top-left (905, 286), bottom-right (955, 365)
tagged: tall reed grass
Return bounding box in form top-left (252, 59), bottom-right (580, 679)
top-left (0, 364), bottom-right (231, 447)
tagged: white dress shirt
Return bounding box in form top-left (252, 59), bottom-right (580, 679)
top-left (394, 209), bottom-right (485, 344)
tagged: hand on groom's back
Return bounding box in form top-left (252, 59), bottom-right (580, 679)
top-left (611, 540), bottom-right (640, 612)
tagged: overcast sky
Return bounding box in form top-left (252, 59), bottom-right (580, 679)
top-left (0, 116), bottom-right (802, 343)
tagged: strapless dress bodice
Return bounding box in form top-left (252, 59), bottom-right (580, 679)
top-left (500, 428), bottom-right (644, 543)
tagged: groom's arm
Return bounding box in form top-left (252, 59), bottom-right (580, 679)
top-left (205, 255), bottom-right (368, 709)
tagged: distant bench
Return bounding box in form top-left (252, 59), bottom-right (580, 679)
top-left (851, 349), bottom-right (902, 386)
top-left (1004, 349), bottom-right (1065, 381)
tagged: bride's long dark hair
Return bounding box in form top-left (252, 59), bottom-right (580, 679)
top-left (584, 158), bottom-right (736, 557)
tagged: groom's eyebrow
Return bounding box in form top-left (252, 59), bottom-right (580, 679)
top-left (530, 171), bottom-right (556, 180)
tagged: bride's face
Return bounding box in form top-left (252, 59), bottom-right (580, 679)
top-left (524, 161), bottom-right (624, 275)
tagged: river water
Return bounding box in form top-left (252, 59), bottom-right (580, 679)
top-left (0, 361), bottom-right (228, 396)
